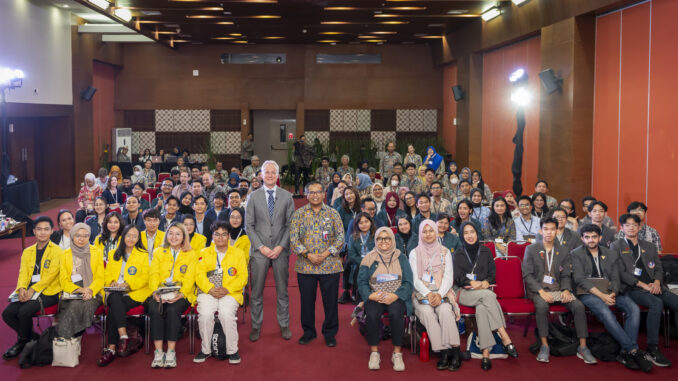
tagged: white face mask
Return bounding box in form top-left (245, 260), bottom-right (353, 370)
top-left (451, 178), bottom-right (459, 185)
top-left (391, 180), bottom-right (399, 187)
top-left (134, 170), bottom-right (141, 176)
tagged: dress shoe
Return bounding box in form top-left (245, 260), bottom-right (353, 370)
top-left (298, 333), bottom-right (317, 345)
top-left (481, 357), bottom-right (492, 371)
top-left (338, 290), bottom-right (351, 304)
top-left (281, 326), bottom-right (292, 340)
top-left (436, 349), bottom-right (451, 370)
top-left (2, 340), bottom-right (27, 360)
top-left (325, 337), bottom-right (337, 347)
top-left (116, 338), bottom-right (130, 357)
top-left (249, 328), bottom-right (261, 342)
top-left (97, 349), bottom-right (116, 367)
top-left (503, 342), bottom-right (519, 358)
top-left (448, 347), bottom-right (462, 371)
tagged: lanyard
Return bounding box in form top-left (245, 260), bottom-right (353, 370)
top-left (556, 231), bottom-right (564, 245)
top-left (591, 253), bottom-right (602, 277)
top-left (519, 216), bottom-right (534, 234)
top-left (216, 242), bottom-right (229, 269)
top-left (626, 239), bottom-right (641, 265)
top-left (544, 248), bottom-right (555, 273)
top-left (168, 249), bottom-right (179, 280)
top-left (463, 248), bottom-right (479, 275)
top-left (112, 190), bottom-right (118, 204)
top-left (377, 252), bottom-right (395, 273)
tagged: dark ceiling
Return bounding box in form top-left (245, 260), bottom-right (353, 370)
top-left (77, 0), bottom-right (506, 45)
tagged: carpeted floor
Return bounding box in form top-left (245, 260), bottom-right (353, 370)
top-left (0, 198), bottom-right (674, 380)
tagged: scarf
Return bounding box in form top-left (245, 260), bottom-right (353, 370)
top-left (109, 165), bottom-right (123, 183)
top-left (415, 220), bottom-right (444, 280)
top-left (371, 183), bottom-right (385, 203)
top-left (425, 146), bottom-right (443, 171)
top-left (460, 221), bottom-right (480, 262)
top-left (470, 188), bottom-right (483, 207)
top-left (384, 192), bottom-right (399, 226)
top-left (446, 161), bottom-right (458, 176)
top-left (229, 207), bottom-right (245, 240)
top-left (362, 227), bottom-right (401, 275)
top-left (84, 173), bottom-right (98, 191)
top-left (460, 167), bottom-right (471, 181)
top-left (356, 173), bottom-right (373, 191)
top-left (228, 172), bottom-right (240, 187)
top-left (70, 223), bottom-right (94, 288)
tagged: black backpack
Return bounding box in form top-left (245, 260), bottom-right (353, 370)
top-left (18, 326), bottom-right (57, 368)
top-left (587, 331), bottom-right (620, 361)
top-left (529, 322), bottom-right (579, 357)
top-left (211, 318), bottom-right (228, 360)
top-left (660, 255), bottom-right (678, 285)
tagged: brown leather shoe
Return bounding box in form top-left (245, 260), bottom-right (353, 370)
top-left (97, 349), bottom-right (116, 366)
top-left (116, 338), bottom-right (130, 357)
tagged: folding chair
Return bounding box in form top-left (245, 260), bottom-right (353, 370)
top-left (507, 242), bottom-right (529, 261)
top-left (34, 304), bottom-right (59, 332)
top-left (482, 242), bottom-right (496, 257)
top-left (494, 256), bottom-right (534, 336)
top-left (100, 305), bottom-right (150, 354)
top-left (158, 173), bottom-right (170, 183)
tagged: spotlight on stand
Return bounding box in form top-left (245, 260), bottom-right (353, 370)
top-left (509, 68), bottom-right (530, 106)
top-left (0, 68), bottom-right (24, 90)
top-left (507, 68), bottom-right (528, 198)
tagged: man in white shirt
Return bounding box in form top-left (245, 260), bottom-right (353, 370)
top-left (514, 195), bottom-right (540, 242)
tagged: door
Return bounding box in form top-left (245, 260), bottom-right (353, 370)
top-left (7, 118), bottom-right (36, 182)
top-left (252, 110), bottom-right (296, 166)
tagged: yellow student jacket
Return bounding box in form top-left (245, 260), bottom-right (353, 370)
top-left (15, 241), bottom-right (62, 296)
top-left (232, 235), bottom-right (251, 264)
top-left (104, 247), bottom-right (152, 303)
top-left (93, 235), bottom-right (121, 263)
top-left (141, 230), bottom-right (165, 258)
top-left (195, 244), bottom-right (248, 305)
top-left (189, 233), bottom-right (207, 253)
top-left (59, 245), bottom-right (105, 297)
top-left (149, 247), bottom-right (197, 305)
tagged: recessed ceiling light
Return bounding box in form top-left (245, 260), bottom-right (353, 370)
top-left (419, 35), bottom-right (443, 39)
top-left (251, 15), bottom-right (281, 19)
top-left (60, 4), bottom-right (69, 8)
top-left (428, 23), bottom-right (444, 27)
top-left (359, 35), bottom-right (377, 39)
top-left (200, 7), bottom-right (224, 11)
top-left (114, 8), bottom-right (132, 22)
top-left (321, 21), bottom-right (355, 25)
top-left (232, 40), bottom-right (249, 44)
top-left (216, 21), bottom-right (235, 24)
top-left (172, 40), bottom-right (190, 43)
top-left (377, 42), bottom-right (384, 45)
top-left (317, 40), bottom-right (340, 43)
top-left (262, 36), bottom-right (285, 39)
top-left (324, 7), bottom-right (358, 11)
top-left (223, 11), bottom-right (231, 15)
top-left (229, 33), bottom-right (242, 36)
top-left (330, 42), bottom-right (337, 45)
top-left (319, 31), bottom-right (349, 35)
top-left (363, 39), bottom-right (386, 43)
top-left (374, 10), bottom-right (382, 14)
top-left (213, 36), bottom-right (237, 40)
top-left (156, 31), bottom-right (178, 34)
top-left (141, 10), bottom-right (162, 16)
top-left (378, 21), bottom-right (409, 24)
top-left (388, 7), bottom-right (426, 11)
top-left (88, 0), bottom-right (110, 10)
top-left (138, 20), bottom-right (165, 24)
top-left (371, 31), bottom-right (397, 35)
top-left (447, 10), bottom-right (468, 15)
top-left (374, 14), bottom-right (401, 18)
top-left (186, 15), bottom-right (223, 19)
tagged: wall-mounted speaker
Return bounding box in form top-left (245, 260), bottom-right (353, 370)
top-left (539, 69), bottom-right (562, 94)
top-left (81, 86), bottom-right (97, 101)
top-left (452, 85), bottom-right (464, 101)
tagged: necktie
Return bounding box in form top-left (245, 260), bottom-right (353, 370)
top-left (267, 190), bottom-right (275, 218)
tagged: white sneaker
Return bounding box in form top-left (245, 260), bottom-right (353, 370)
top-left (368, 351), bottom-right (381, 370)
top-left (164, 349), bottom-right (177, 368)
top-left (151, 349), bottom-right (165, 368)
top-left (391, 352), bottom-right (405, 372)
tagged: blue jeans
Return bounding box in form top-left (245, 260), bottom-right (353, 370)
top-left (580, 293), bottom-right (639, 352)
top-left (627, 288), bottom-right (678, 346)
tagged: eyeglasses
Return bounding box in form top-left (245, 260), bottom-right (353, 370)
top-left (518, 204), bottom-right (531, 208)
top-left (213, 233), bottom-right (229, 238)
top-left (308, 191), bottom-right (323, 195)
top-left (74, 234), bottom-right (89, 239)
top-left (230, 215), bottom-right (242, 220)
top-left (376, 237), bottom-right (392, 242)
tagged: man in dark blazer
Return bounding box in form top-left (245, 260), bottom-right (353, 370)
top-left (522, 218), bottom-right (595, 364)
top-left (611, 214), bottom-right (676, 367)
top-left (578, 201), bottom-right (616, 248)
top-left (572, 224), bottom-right (652, 372)
top-left (245, 160), bottom-right (295, 342)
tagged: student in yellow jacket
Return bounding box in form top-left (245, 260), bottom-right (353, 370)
top-left (2, 217), bottom-right (62, 360)
top-left (141, 208), bottom-right (165, 263)
top-left (227, 207), bottom-right (251, 264)
top-left (93, 211), bottom-right (123, 265)
top-left (193, 220), bottom-right (248, 365)
top-left (58, 223), bottom-right (105, 339)
top-left (148, 222), bottom-right (197, 368)
top-left (182, 214), bottom-right (207, 252)
top-left (98, 225), bottom-right (151, 367)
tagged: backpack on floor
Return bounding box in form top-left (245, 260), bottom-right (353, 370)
top-left (355, 307), bottom-right (388, 341)
top-left (18, 326), bottom-right (57, 368)
top-left (211, 318), bottom-right (228, 360)
top-left (529, 322), bottom-right (578, 357)
top-left (466, 331), bottom-right (508, 359)
top-left (660, 255), bottom-right (678, 285)
top-left (587, 332), bottom-right (620, 361)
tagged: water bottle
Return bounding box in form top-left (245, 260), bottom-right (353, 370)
top-left (419, 331), bottom-right (430, 362)
top-left (458, 317), bottom-right (466, 335)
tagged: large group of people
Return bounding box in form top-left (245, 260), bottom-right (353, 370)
top-left (2, 140), bottom-right (677, 374)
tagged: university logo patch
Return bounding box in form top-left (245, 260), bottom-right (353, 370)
top-left (180, 264), bottom-right (188, 274)
top-left (43, 259), bottom-right (51, 269)
top-left (228, 267), bottom-right (237, 276)
top-left (128, 266), bottom-right (137, 275)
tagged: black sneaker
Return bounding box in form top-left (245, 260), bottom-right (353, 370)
top-left (631, 350), bottom-right (653, 373)
top-left (646, 345), bottom-right (671, 367)
top-left (338, 290), bottom-right (351, 304)
top-left (193, 351), bottom-right (211, 363)
top-left (617, 352), bottom-right (639, 370)
top-left (228, 351), bottom-right (241, 364)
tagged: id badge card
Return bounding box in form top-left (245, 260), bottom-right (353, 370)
top-left (543, 275), bottom-right (554, 284)
top-left (376, 273), bottom-right (398, 283)
top-left (31, 274), bottom-right (41, 283)
top-left (466, 273), bottom-right (476, 281)
top-left (422, 272), bottom-right (434, 284)
top-left (216, 268), bottom-right (223, 274)
top-left (633, 267), bottom-right (642, 276)
top-left (322, 231), bottom-right (329, 242)
top-left (71, 274), bottom-right (83, 283)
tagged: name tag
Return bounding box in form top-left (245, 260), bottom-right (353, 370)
top-left (165, 276), bottom-right (174, 283)
top-left (633, 267), bottom-right (642, 276)
top-left (466, 273), bottom-right (476, 281)
top-left (71, 274), bottom-right (83, 283)
top-left (376, 273), bottom-right (398, 283)
top-left (422, 272), bottom-right (434, 284)
top-left (216, 268), bottom-right (223, 274)
top-left (543, 275), bottom-right (554, 284)
top-left (322, 231), bottom-right (329, 241)
top-left (31, 274), bottom-right (41, 283)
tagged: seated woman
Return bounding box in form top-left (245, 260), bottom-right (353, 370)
top-left (178, 191), bottom-right (195, 216)
top-left (102, 175), bottom-right (124, 210)
top-left (356, 173), bottom-right (373, 200)
top-left (384, 174), bottom-right (408, 201)
top-left (227, 207), bottom-right (250, 263)
top-left (148, 222), bottom-right (196, 368)
top-left (403, 191), bottom-right (418, 220)
top-left (470, 188), bottom-right (491, 230)
top-left (325, 172), bottom-right (342, 205)
top-left (181, 214), bottom-right (207, 252)
top-left (347, 212), bottom-right (376, 302)
top-left (142, 160), bottom-right (157, 189)
top-left (503, 190), bottom-right (521, 219)
top-left (2, 217), bottom-right (61, 360)
top-left (57, 223), bottom-right (104, 339)
top-left (76, 173), bottom-right (102, 222)
top-left (357, 227), bottom-right (413, 371)
top-left (226, 172), bottom-right (240, 191)
top-left (139, 148), bottom-right (152, 163)
top-left (531, 192), bottom-right (549, 220)
top-left (435, 213), bottom-right (461, 254)
top-left (94, 211), bottom-right (123, 265)
top-left (376, 192), bottom-right (407, 228)
top-left (483, 197), bottom-right (517, 256)
top-left (453, 222), bottom-right (518, 370)
top-left (409, 220), bottom-right (462, 371)
top-left (51, 209), bottom-right (75, 251)
top-left (98, 225), bottom-right (151, 366)
top-left (395, 216), bottom-right (417, 257)
top-left (87, 197), bottom-right (109, 243)
top-left (337, 187), bottom-right (361, 236)
top-left (193, 221), bottom-right (248, 364)
top-left (459, 167), bottom-right (471, 182)
top-left (371, 182), bottom-right (385, 213)
top-left (341, 173), bottom-right (354, 188)
top-left (471, 170), bottom-right (493, 202)
top-left (452, 200), bottom-right (483, 241)
top-left (558, 198), bottom-right (579, 231)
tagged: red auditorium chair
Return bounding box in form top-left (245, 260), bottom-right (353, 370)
top-left (100, 305), bottom-right (150, 353)
top-left (483, 241), bottom-right (496, 257)
top-left (121, 193), bottom-right (128, 204)
top-left (34, 304), bottom-right (59, 332)
top-left (146, 188), bottom-right (157, 199)
top-left (507, 242), bottom-right (530, 261)
top-left (141, 193), bottom-right (151, 203)
top-left (158, 173), bottom-right (170, 183)
top-left (494, 256), bottom-right (534, 336)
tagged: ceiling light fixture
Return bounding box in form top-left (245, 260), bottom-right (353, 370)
top-left (216, 21), bottom-right (235, 24)
top-left (251, 15), bottom-right (281, 19)
top-left (373, 14), bottom-right (402, 18)
top-left (87, 0), bottom-right (110, 10)
top-left (262, 36), bottom-right (285, 39)
top-left (363, 39), bottom-right (386, 43)
top-left (481, 6), bottom-right (501, 21)
top-left (229, 33), bottom-right (242, 36)
top-left (186, 15), bottom-right (224, 19)
top-left (359, 35), bottom-right (377, 39)
top-left (317, 40), bottom-right (340, 43)
top-left (418, 35), bottom-right (443, 39)
top-left (321, 21), bottom-right (355, 25)
top-left (447, 10), bottom-right (468, 15)
top-left (114, 8), bottom-right (132, 22)
top-left (388, 7), bottom-right (426, 11)
top-left (371, 31), bottom-right (397, 35)
top-left (324, 7), bottom-right (357, 11)
top-left (232, 40), bottom-right (249, 44)
top-left (378, 21), bottom-right (409, 24)
top-left (512, 0), bottom-right (530, 5)
top-left (319, 31), bottom-right (349, 35)
top-left (213, 36), bottom-right (237, 40)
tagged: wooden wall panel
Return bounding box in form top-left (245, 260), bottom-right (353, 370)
top-left (442, 64), bottom-right (457, 156)
top-left (92, 61), bottom-right (116, 171)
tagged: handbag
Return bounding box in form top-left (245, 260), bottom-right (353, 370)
top-left (52, 337), bottom-right (81, 367)
top-left (198, 270), bottom-right (223, 294)
top-left (369, 274), bottom-right (401, 294)
top-left (576, 278), bottom-right (611, 295)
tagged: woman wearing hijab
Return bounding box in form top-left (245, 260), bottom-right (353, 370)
top-left (410, 219), bottom-right (462, 371)
top-left (423, 146), bottom-right (445, 179)
top-left (453, 222), bottom-right (518, 370)
top-left (178, 191), bottom-right (195, 216)
top-left (376, 192), bottom-right (406, 228)
top-left (226, 172), bottom-right (240, 190)
top-left (357, 227), bottom-right (413, 371)
top-left (325, 172), bottom-right (342, 205)
top-left (227, 207), bottom-right (250, 263)
top-left (356, 173), bottom-right (374, 200)
top-left (131, 165), bottom-right (145, 186)
top-left (470, 188), bottom-right (491, 230)
top-left (471, 170), bottom-right (493, 202)
top-left (503, 190), bottom-right (521, 218)
top-left (57, 223), bottom-right (104, 339)
top-left (109, 165), bottom-right (123, 184)
top-left (76, 173), bottom-right (102, 222)
top-left (371, 182), bottom-right (385, 213)
top-left (459, 167), bottom-right (471, 182)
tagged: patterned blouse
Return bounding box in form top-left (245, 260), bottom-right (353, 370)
top-left (290, 203), bottom-right (345, 275)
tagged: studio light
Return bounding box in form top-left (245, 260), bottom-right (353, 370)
top-left (481, 6), bottom-right (500, 21)
top-left (509, 68), bottom-right (525, 83)
top-left (0, 68), bottom-right (24, 89)
top-left (88, 0), bottom-right (110, 10)
top-left (511, 87), bottom-right (531, 107)
top-left (512, 0), bottom-right (530, 5)
top-left (114, 8), bottom-right (132, 22)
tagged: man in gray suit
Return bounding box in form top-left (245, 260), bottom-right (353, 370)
top-left (522, 217), bottom-right (595, 364)
top-left (246, 160), bottom-right (296, 342)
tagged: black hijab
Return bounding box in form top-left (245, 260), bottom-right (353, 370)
top-left (228, 207), bottom-right (246, 241)
top-left (459, 221), bottom-right (480, 262)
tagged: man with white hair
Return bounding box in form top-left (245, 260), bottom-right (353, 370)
top-left (202, 172), bottom-right (223, 207)
top-left (246, 160), bottom-right (296, 342)
top-left (242, 155), bottom-right (262, 182)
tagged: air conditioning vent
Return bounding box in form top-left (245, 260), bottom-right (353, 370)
top-left (220, 53), bottom-right (286, 64)
top-left (316, 53), bottom-right (381, 64)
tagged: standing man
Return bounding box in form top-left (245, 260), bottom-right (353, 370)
top-left (242, 155), bottom-right (262, 182)
top-left (246, 160), bottom-right (296, 342)
top-left (315, 157), bottom-right (335, 190)
top-left (379, 142), bottom-right (402, 181)
top-left (290, 181), bottom-right (345, 346)
top-left (241, 133), bottom-right (254, 168)
top-left (294, 135), bottom-right (314, 196)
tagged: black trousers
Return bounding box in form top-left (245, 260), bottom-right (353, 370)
top-left (147, 297), bottom-right (190, 342)
top-left (2, 293), bottom-right (59, 340)
top-left (106, 293), bottom-right (142, 345)
top-left (365, 299), bottom-right (406, 347)
top-left (342, 255), bottom-right (352, 291)
top-left (298, 272), bottom-right (340, 338)
top-left (294, 166), bottom-right (311, 193)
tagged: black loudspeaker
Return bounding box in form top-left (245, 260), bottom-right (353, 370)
top-left (81, 86), bottom-right (97, 101)
top-left (452, 85), bottom-right (464, 101)
top-left (0, 202), bottom-right (34, 239)
top-left (539, 69), bottom-right (562, 94)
